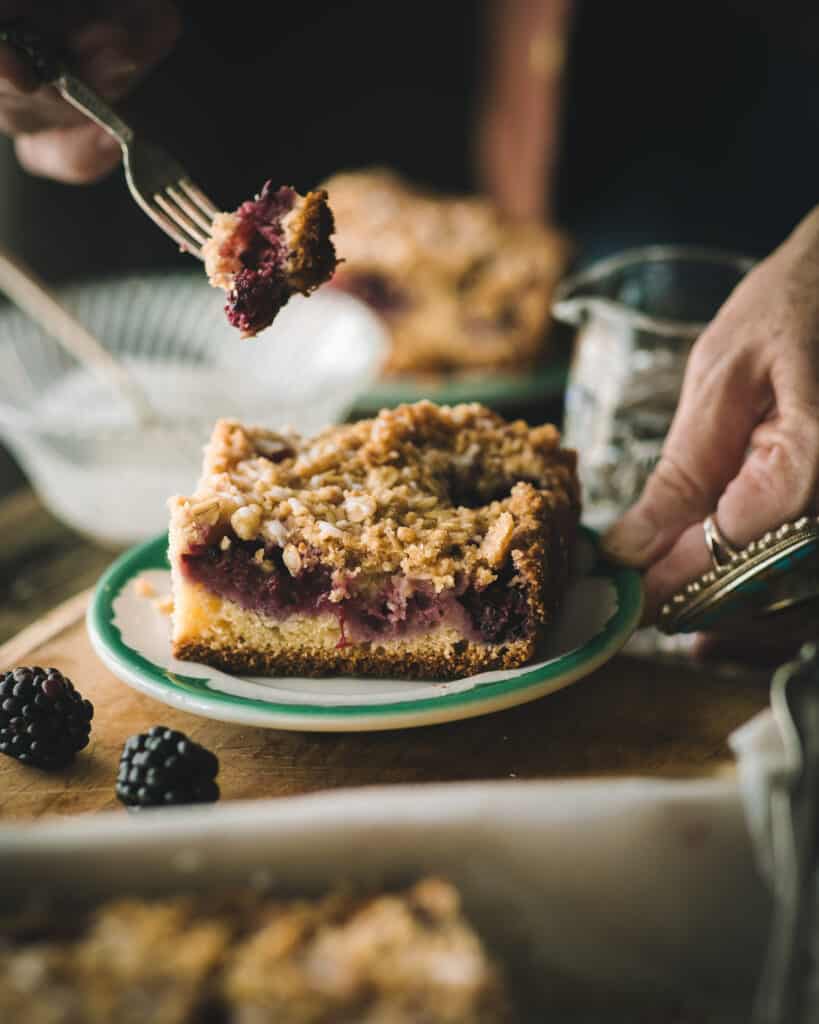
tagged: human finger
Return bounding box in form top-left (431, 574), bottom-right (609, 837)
top-left (0, 42), bottom-right (39, 91)
top-left (638, 354), bottom-right (819, 620)
top-left (602, 334), bottom-right (760, 568)
top-left (15, 120), bottom-right (122, 183)
top-left (0, 77), bottom-right (86, 133)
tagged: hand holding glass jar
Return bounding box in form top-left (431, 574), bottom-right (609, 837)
top-left (599, 208), bottom-right (819, 661)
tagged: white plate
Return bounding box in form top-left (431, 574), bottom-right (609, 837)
top-left (88, 530), bottom-right (642, 731)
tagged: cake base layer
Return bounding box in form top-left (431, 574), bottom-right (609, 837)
top-left (171, 580), bottom-right (533, 680)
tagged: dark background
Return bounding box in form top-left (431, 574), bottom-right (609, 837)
top-left (4, 1), bottom-right (819, 278)
top-left (1, 0), bottom-right (819, 495)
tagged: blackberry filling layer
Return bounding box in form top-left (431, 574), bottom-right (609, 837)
top-left (181, 538), bottom-right (531, 646)
top-left (182, 540), bottom-right (333, 622)
top-left (227, 185), bottom-right (296, 335)
top-left (204, 183), bottom-right (336, 337)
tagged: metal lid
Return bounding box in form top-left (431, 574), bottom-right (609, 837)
top-left (657, 516), bottom-right (819, 634)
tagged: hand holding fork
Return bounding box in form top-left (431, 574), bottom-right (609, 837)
top-left (0, 16), bottom-right (223, 425)
top-left (0, 16), bottom-right (220, 257)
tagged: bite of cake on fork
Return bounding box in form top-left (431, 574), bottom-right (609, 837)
top-left (203, 184), bottom-right (337, 338)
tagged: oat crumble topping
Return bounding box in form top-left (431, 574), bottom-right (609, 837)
top-left (170, 401), bottom-right (579, 596)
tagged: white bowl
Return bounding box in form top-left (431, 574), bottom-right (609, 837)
top-left (0, 274), bottom-right (387, 546)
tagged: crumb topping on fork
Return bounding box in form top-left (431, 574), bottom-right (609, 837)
top-left (171, 402), bottom-right (579, 593)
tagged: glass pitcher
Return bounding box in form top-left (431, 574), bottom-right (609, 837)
top-left (553, 245), bottom-right (754, 532)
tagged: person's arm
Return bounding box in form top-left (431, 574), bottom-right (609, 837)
top-left (0, 1), bottom-right (181, 183)
top-left (603, 206), bottom-right (819, 652)
top-left (477, 0), bottom-right (573, 222)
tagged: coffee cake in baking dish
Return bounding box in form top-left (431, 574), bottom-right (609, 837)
top-left (0, 879), bottom-right (510, 1023)
top-left (169, 401), bottom-right (580, 680)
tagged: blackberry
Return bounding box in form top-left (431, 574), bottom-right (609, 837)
top-left (116, 726), bottom-right (220, 808)
top-left (0, 666), bottom-right (93, 769)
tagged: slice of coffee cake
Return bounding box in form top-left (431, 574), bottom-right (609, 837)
top-left (169, 402), bottom-right (580, 680)
top-left (204, 183), bottom-right (336, 337)
top-left (323, 168), bottom-right (568, 374)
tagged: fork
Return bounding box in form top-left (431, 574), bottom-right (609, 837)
top-left (0, 24), bottom-right (219, 259)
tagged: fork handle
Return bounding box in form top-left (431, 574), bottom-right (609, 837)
top-left (0, 22), bottom-right (134, 146)
top-left (54, 72), bottom-right (134, 147)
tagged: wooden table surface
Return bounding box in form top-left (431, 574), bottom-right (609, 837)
top-left (0, 487), bottom-right (118, 647)
top-left (0, 510), bottom-right (772, 820)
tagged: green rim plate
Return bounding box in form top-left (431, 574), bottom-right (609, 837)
top-left (87, 528), bottom-right (642, 732)
top-left (350, 360), bottom-right (569, 416)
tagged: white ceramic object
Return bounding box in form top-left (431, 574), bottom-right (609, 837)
top-left (0, 779), bottom-right (767, 1021)
top-left (0, 274), bottom-right (387, 545)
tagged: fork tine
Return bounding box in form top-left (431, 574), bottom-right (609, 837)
top-left (154, 192), bottom-right (209, 249)
top-left (178, 178), bottom-right (220, 220)
top-left (166, 184), bottom-right (213, 233)
top-left (144, 200), bottom-right (204, 259)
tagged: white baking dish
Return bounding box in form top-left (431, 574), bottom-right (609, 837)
top-left (0, 778), bottom-right (770, 1021)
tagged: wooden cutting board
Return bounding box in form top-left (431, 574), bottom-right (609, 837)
top-left (0, 590), bottom-right (771, 820)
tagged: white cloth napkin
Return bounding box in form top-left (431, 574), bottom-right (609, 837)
top-left (729, 709), bottom-right (788, 886)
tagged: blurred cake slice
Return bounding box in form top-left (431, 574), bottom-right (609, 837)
top-left (204, 183), bottom-right (336, 337)
top-left (224, 878), bottom-right (510, 1022)
top-left (0, 880), bottom-right (510, 1023)
top-left (322, 168), bottom-right (569, 374)
top-left (168, 401), bottom-right (580, 681)
top-left (0, 899), bottom-right (232, 1024)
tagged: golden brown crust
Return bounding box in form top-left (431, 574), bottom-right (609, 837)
top-left (170, 401), bottom-right (580, 595)
top-left (173, 633), bottom-right (534, 681)
top-left (322, 168), bottom-right (570, 374)
top-left (284, 189), bottom-right (337, 293)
